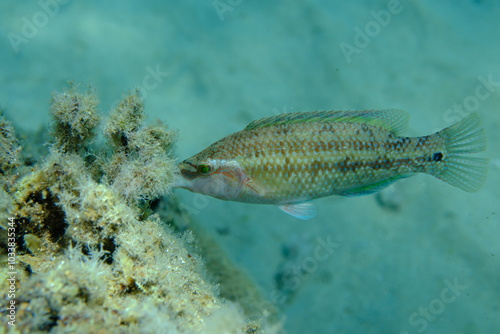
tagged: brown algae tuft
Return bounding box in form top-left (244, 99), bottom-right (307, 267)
top-left (103, 90), bottom-right (177, 204)
top-left (50, 84), bottom-right (100, 154)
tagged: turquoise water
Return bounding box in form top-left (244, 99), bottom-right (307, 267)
top-left (1, 1), bottom-right (499, 333)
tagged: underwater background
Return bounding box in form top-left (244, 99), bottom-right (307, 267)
top-left (1, 0), bottom-right (499, 333)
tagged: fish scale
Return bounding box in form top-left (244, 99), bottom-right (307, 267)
top-left (176, 110), bottom-right (487, 219)
top-left (232, 123), bottom-right (437, 202)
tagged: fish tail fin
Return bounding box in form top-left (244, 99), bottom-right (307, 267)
top-left (432, 112), bottom-right (488, 192)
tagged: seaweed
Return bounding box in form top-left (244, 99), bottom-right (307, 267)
top-left (0, 84), bottom-right (280, 333)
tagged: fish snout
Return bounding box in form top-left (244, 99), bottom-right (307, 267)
top-left (178, 160), bottom-right (199, 180)
top-left (172, 160), bottom-right (197, 189)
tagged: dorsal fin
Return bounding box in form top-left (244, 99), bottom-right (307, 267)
top-left (244, 109), bottom-right (409, 135)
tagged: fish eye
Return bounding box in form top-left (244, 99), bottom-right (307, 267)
top-left (197, 163), bottom-right (212, 175)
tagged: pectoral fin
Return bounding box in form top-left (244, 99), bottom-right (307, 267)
top-left (278, 202), bottom-right (317, 220)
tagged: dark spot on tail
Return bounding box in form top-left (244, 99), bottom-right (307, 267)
top-left (432, 152), bottom-right (443, 161)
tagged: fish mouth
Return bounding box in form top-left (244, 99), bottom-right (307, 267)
top-left (178, 160), bottom-right (199, 180)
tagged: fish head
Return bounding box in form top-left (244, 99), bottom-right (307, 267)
top-left (175, 153), bottom-right (247, 201)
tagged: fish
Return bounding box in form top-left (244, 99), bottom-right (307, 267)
top-left (175, 110), bottom-right (487, 220)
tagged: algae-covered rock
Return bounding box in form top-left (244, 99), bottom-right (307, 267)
top-left (0, 84), bottom-right (280, 334)
top-left (49, 84), bottom-right (100, 154)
